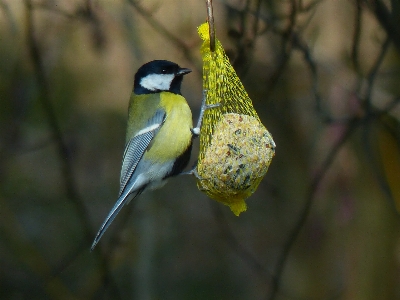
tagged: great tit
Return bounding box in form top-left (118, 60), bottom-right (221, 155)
top-left (91, 60), bottom-right (194, 250)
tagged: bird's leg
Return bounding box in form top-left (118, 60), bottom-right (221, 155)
top-left (191, 89), bottom-right (220, 137)
top-left (185, 90), bottom-right (220, 179)
top-left (180, 160), bottom-right (202, 179)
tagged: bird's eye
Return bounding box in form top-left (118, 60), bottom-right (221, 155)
top-left (161, 69), bottom-right (167, 74)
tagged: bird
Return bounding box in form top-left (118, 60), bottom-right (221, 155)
top-left (91, 60), bottom-right (195, 250)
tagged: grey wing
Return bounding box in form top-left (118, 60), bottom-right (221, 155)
top-left (119, 108), bottom-right (166, 197)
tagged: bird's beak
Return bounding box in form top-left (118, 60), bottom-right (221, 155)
top-left (176, 68), bottom-right (192, 76)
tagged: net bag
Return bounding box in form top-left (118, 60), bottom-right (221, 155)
top-left (196, 22), bottom-right (276, 216)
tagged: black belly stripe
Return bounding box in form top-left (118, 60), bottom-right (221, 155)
top-left (167, 141), bottom-right (193, 178)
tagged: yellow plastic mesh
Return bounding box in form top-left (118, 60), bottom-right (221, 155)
top-left (196, 22), bottom-right (276, 216)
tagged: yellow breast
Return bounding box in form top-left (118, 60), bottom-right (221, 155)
top-left (148, 92), bottom-right (193, 161)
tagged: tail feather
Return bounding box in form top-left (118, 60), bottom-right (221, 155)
top-left (91, 188), bottom-right (144, 251)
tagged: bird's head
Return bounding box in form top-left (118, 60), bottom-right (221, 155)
top-left (134, 60), bottom-right (192, 95)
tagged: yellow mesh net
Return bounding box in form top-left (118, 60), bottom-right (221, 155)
top-left (196, 22), bottom-right (276, 216)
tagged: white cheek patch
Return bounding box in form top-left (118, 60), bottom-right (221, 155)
top-left (140, 74), bottom-right (174, 91)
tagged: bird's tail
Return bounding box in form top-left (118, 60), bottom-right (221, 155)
top-left (91, 188), bottom-right (144, 251)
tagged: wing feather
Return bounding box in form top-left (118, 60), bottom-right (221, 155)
top-left (119, 108), bottom-right (166, 196)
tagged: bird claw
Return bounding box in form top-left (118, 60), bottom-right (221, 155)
top-left (183, 167), bottom-right (202, 180)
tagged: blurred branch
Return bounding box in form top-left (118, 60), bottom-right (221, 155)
top-left (34, 3), bottom-right (77, 19)
top-left (25, 0), bottom-right (90, 250)
top-left (50, 239), bottom-right (88, 278)
top-left (364, 0), bottom-right (400, 50)
top-left (212, 204), bottom-right (270, 277)
top-left (250, 0), bottom-right (262, 41)
top-left (17, 135), bottom-right (55, 154)
top-left (362, 120), bottom-right (398, 215)
top-left (291, 31), bottom-right (338, 124)
top-left (268, 9), bottom-right (399, 297)
top-left (266, 119), bottom-right (360, 300)
top-left (360, 33), bottom-right (400, 215)
top-left (391, 0), bottom-right (400, 33)
top-left (34, 0), bottom-right (107, 51)
top-left (76, 0), bottom-right (107, 51)
top-left (363, 36), bottom-right (390, 110)
top-left (237, 0), bottom-right (321, 102)
top-left (379, 96), bottom-right (400, 115)
top-left (379, 112), bottom-right (400, 146)
top-left (263, 0), bottom-right (298, 98)
top-left (298, 0), bottom-right (325, 12)
top-left (228, 0), bottom-right (263, 74)
top-left (0, 196), bottom-right (76, 299)
top-left (268, 16), bottom-right (398, 299)
top-left (0, 0), bottom-right (17, 33)
top-left (35, 0), bottom-right (96, 20)
top-left (24, 0), bottom-right (120, 298)
top-left (126, 0), bottom-right (197, 69)
top-left (351, 0), bottom-right (363, 73)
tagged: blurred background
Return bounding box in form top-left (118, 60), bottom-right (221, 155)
top-left (1, 0), bottom-right (400, 299)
